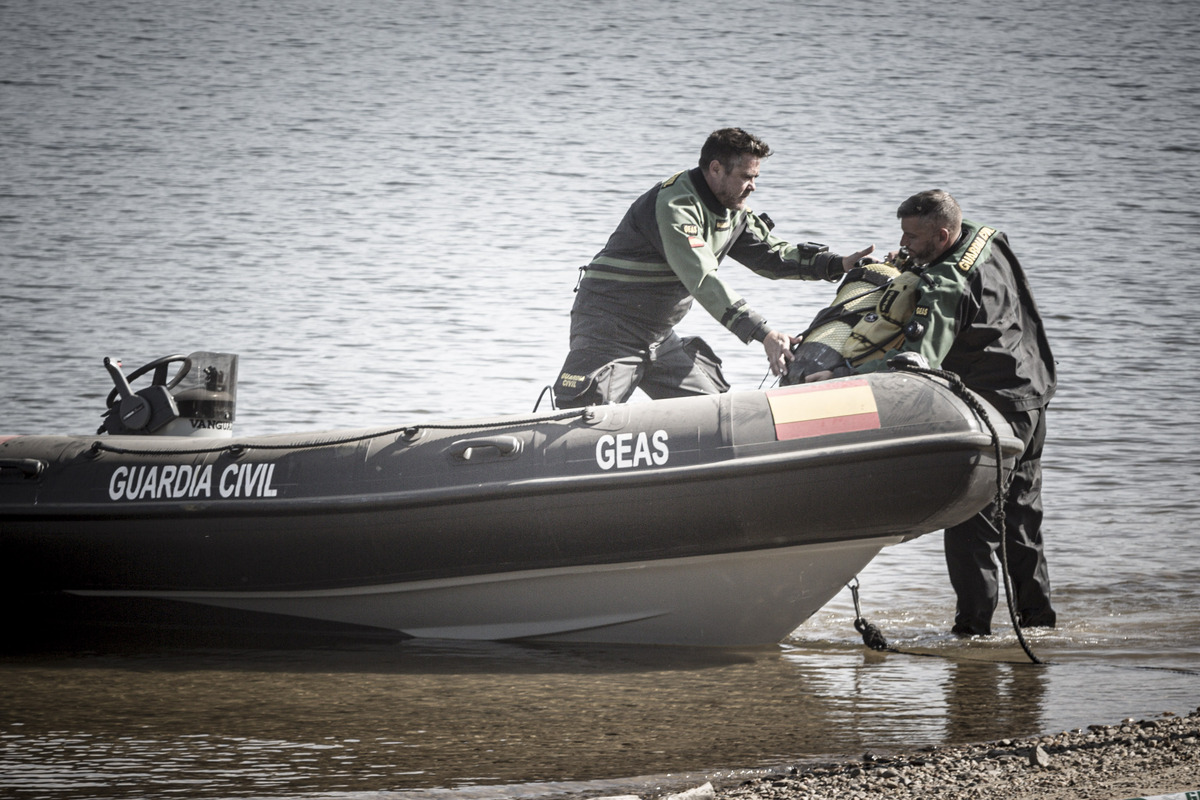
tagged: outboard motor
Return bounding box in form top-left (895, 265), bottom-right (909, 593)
top-left (99, 352), bottom-right (238, 437)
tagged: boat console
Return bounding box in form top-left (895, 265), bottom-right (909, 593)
top-left (98, 352), bottom-right (238, 438)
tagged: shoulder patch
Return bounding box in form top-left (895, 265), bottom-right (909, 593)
top-left (681, 223), bottom-right (699, 236)
top-left (687, 236), bottom-right (706, 248)
top-left (715, 219), bottom-right (731, 231)
top-left (662, 171), bottom-right (684, 187)
top-left (956, 226), bottom-right (998, 273)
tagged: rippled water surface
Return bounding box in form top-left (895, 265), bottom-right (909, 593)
top-left (2, 0), bottom-right (1199, 797)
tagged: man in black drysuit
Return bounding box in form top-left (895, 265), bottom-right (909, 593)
top-left (851, 189), bottom-right (1058, 636)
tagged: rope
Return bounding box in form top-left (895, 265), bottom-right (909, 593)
top-left (87, 408), bottom-right (589, 458)
top-left (848, 570), bottom-right (1200, 676)
top-left (848, 577), bottom-right (894, 653)
top-left (846, 368), bottom-right (1199, 676)
top-left (889, 362), bottom-right (1042, 664)
top-left (846, 577), bottom-right (965, 662)
top-left (532, 385), bottom-right (557, 413)
top-left (846, 362), bottom-right (1043, 665)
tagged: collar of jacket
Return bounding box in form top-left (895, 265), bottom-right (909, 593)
top-left (925, 226), bottom-right (969, 267)
top-left (687, 166), bottom-right (733, 219)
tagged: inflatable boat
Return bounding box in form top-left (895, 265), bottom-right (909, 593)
top-left (0, 352), bottom-right (1021, 647)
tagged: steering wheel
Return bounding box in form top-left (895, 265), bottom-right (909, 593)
top-left (105, 354), bottom-right (192, 408)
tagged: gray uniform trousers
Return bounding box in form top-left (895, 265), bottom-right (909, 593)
top-left (553, 309), bottom-right (730, 408)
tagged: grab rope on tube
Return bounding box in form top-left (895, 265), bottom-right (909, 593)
top-left (87, 408), bottom-right (590, 459)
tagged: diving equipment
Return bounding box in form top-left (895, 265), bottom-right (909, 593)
top-left (782, 249), bottom-right (924, 385)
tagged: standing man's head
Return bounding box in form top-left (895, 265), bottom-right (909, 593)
top-left (897, 190), bottom-right (964, 265)
top-left (699, 128), bottom-right (772, 211)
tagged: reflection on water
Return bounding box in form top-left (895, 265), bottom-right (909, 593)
top-left (941, 660), bottom-right (1046, 743)
top-left (2, 635), bottom-right (1196, 799)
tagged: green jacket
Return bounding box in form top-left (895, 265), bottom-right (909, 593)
top-left (575, 167), bottom-right (843, 345)
top-left (857, 220), bottom-right (1057, 413)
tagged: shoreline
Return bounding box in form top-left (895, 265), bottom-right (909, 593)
top-left (628, 708), bottom-right (1200, 800)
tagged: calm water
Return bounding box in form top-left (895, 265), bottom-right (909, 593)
top-left (2, 0), bottom-right (1199, 797)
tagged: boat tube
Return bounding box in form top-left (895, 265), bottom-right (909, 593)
top-left (0, 352), bottom-right (1021, 647)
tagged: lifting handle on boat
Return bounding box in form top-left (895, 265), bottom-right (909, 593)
top-left (0, 458), bottom-right (46, 481)
top-left (449, 436), bottom-right (523, 462)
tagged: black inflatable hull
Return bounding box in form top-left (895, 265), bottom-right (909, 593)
top-left (0, 373), bottom-right (1020, 646)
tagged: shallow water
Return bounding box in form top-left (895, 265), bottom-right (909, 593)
top-left (2, 0), bottom-right (1199, 797)
top-left (0, 636), bottom-right (1194, 800)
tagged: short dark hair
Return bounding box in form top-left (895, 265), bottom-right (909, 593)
top-left (897, 189), bottom-right (962, 231)
top-left (699, 128), bottom-right (772, 172)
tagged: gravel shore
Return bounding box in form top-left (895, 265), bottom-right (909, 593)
top-left (644, 709), bottom-right (1200, 800)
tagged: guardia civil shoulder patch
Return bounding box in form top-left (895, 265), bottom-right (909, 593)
top-left (681, 223), bottom-right (699, 236)
top-left (956, 227), bottom-right (997, 273)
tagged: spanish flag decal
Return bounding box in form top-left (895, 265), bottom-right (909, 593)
top-left (766, 379), bottom-right (880, 440)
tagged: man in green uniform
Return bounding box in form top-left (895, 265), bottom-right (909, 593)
top-left (852, 189), bottom-right (1058, 636)
top-left (552, 127), bottom-right (874, 408)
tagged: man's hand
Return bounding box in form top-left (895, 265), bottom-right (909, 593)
top-left (841, 244), bottom-right (877, 272)
top-left (764, 330), bottom-right (801, 377)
